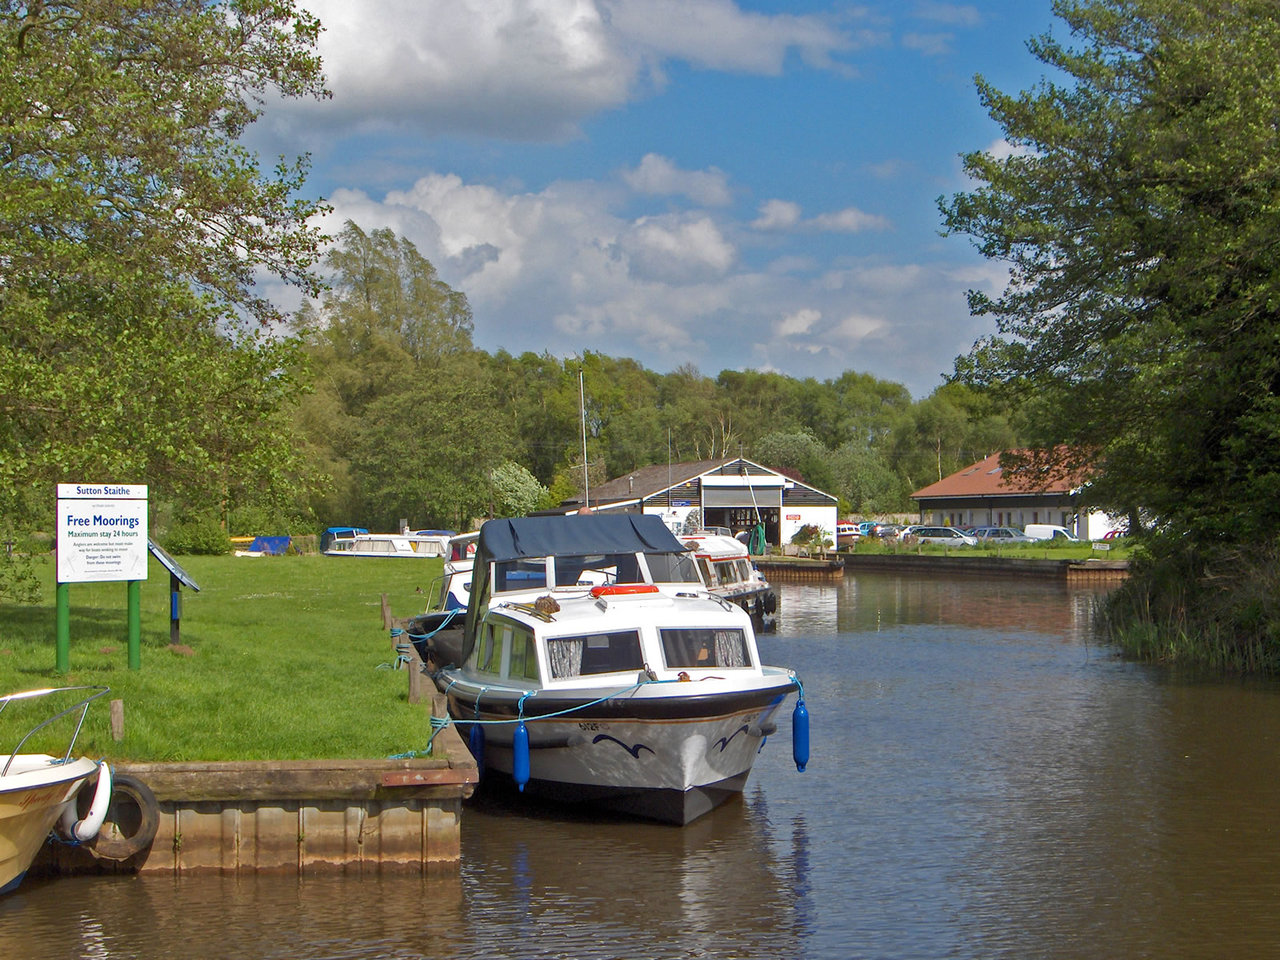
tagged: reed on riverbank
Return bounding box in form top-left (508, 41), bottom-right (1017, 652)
top-left (0, 554), bottom-right (441, 761)
top-left (1099, 541), bottom-right (1280, 675)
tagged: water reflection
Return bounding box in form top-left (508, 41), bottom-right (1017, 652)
top-left (9, 573), bottom-right (1280, 960)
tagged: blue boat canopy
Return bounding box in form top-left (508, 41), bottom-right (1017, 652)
top-left (476, 514), bottom-right (684, 564)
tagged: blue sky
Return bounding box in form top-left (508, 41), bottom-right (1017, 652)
top-left (251, 0), bottom-right (1061, 398)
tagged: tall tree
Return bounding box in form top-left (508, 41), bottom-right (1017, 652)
top-left (0, 1), bottom-right (328, 555)
top-left (940, 0), bottom-right (1280, 664)
top-left (295, 222), bottom-right (505, 528)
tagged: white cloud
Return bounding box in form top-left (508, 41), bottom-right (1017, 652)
top-left (277, 0), bottom-right (858, 144)
top-left (317, 169), bottom-right (998, 399)
top-left (752, 200), bottom-right (802, 231)
top-left (621, 154), bottom-right (732, 206)
top-left (985, 138), bottom-right (1038, 161)
top-left (619, 214), bottom-right (737, 282)
top-left (777, 308), bottom-right (821, 337)
top-left (603, 0), bottom-right (857, 73)
top-left (810, 208), bottom-right (892, 232)
top-left (754, 200), bottom-right (889, 233)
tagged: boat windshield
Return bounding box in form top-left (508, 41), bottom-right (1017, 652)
top-left (642, 550), bottom-right (701, 585)
top-left (554, 552), bottom-right (640, 587)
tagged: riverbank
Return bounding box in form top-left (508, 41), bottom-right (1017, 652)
top-left (0, 554), bottom-right (440, 761)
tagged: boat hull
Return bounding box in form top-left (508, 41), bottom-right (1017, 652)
top-left (444, 677), bottom-right (795, 825)
top-left (0, 755), bottom-right (99, 893)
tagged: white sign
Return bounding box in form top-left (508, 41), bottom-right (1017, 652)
top-left (56, 483), bottom-right (149, 583)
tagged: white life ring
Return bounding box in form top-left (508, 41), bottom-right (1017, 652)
top-left (59, 762), bottom-right (112, 842)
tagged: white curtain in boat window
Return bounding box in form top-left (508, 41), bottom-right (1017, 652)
top-left (548, 638), bottom-right (584, 678)
top-left (714, 629), bottom-right (748, 667)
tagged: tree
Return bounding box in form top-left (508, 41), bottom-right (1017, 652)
top-left (489, 461), bottom-right (547, 518)
top-left (752, 430), bottom-right (837, 494)
top-left (0, 1), bottom-right (329, 566)
top-left (940, 0), bottom-right (1280, 667)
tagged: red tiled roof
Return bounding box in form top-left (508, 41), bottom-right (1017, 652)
top-left (912, 451), bottom-right (1086, 500)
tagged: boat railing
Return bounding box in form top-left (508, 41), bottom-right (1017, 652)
top-left (0, 685), bottom-right (109, 775)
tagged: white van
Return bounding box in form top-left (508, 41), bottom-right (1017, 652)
top-left (1023, 524), bottom-right (1078, 542)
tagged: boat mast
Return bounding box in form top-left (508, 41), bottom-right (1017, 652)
top-left (580, 367), bottom-right (589, 509)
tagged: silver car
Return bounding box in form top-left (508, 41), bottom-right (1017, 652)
top-left (912, 525), bottom-right (978, 546)
top-left (971, 526), bottom-right (1035, 543)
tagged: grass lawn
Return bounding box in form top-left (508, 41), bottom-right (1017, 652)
top-left (841, 538), bottom-right (1132, 561)
top-left (0, 553), bottom-right (444, 763)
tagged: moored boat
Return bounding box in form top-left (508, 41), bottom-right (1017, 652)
top-left (0, 686), bottom-right (114, 894)
top-left (405, 531), bottom-right (479, 668)
top-left (324, 530), bottom-right (451, 558)
top-left (680, 531), bottom-right (778, 628)
top-left (431, 514), bottom-right (808, 825)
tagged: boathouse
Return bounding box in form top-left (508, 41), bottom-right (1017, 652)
top-left (911, 451), bottom-right (1122, 540)
top-left (555, 457), bottom-right (838, 550)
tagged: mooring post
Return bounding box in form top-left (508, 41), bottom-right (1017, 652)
top-left (111, 699), bottom-right (125, 741)
top-left (407, 644), bottom-right (425, 704)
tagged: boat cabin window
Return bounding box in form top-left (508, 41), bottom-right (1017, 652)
top-left (474, 623), bottom-right (509, 676)
top-left (695, 558), bottom-right (715, 586)
top-left (659, 628), bottom-right (751, 669)
top-left (643, 551), bottom-right (701, 585)
top-left (711, 559), bottom-right (751, 584)
top-left (507, 628), bottom-right (539, 682)
top-left (547, 630), bottom-right (644, 679)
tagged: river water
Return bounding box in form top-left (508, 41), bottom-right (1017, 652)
top-left (7, 571), bottom-right (1280, 959)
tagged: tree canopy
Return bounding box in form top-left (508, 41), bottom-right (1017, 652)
top-left (942, 0), bottom-right (1280, 541)
top-left (0, 0), bottom-right (329, 552)
top-left (941, 0), bottom-right (1280, 667)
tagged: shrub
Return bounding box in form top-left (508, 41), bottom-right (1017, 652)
top-left (163, 515), bottom-right (232, 555)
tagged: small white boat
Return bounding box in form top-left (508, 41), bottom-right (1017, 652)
top-left (404, 532), bottom-right (479, 668)
top-left (1, 686), bottom-right (113, 894)
top-left (432, 514), bottom-right (808, 825)
top-left (324, 530), bottom-right (452, 558)
top-left (680, 532), bottom-right (778, 627)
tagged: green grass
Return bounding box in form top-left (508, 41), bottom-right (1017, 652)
top-left (839, 538), bottom-right (1131, 562)
top-left (0, 554), bottom-right (445, 762)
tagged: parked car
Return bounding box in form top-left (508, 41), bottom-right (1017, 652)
top-left (1023, 524), bottom-right (1079, 542)
top-left (972, 526), bottom-right (1035, 543)
top-left (911, 525), bottom-right (979, 547)
top-left (875, 523), bottom-right (906, 539)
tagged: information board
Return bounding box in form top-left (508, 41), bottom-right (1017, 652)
top-left (56, 483), bottom-right (149, 583)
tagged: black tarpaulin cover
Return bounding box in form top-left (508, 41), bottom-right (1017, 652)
top-left (476, 513), bottom-right (684, 564)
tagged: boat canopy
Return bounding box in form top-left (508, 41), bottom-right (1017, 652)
top-left (458, 515), bottom-right (692, 664)
top-left (476, 514), bottom-right (685, 565)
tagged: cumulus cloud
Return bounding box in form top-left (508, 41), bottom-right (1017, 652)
top-left (777, 308), bottom-right (821, 337)
top-left (752, 200), bottom-right (802, 231)
top-left (276, 0), bottom-right (858, 144)
top-left (621, 154), bottom-right (732, 206)
top-left (310, 167), bottom-right (998, 397)
top-left (754, 200), bottom-right (890, 233)
top-left (603, 0), bottom-right (858, 73)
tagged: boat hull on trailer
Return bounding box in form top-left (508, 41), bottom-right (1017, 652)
top-left (444, 675), bottom-right (794, 824)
